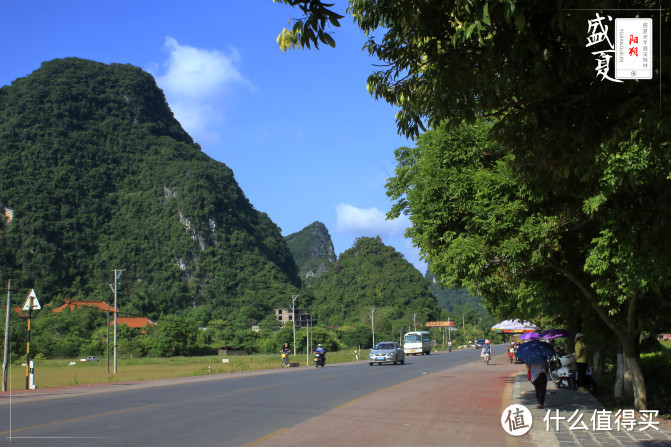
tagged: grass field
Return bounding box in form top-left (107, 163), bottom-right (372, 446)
top-left (3, 350), bottom-right (360, 391)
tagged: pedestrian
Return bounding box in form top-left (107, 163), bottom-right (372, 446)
top-left (481, 339), bottom-right (492, 364)
top-left (528, 362), bottom-right (548, 408)
top-left (574, 333), bottom-right (589, 393)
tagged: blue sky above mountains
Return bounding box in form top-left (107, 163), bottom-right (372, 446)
top-left (1, 1), bottom-right (425, 272)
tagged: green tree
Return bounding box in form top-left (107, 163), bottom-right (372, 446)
top-left (387, 120), bottom-right (671, 410)
top-left (279, 0), bottom-right (669, 411)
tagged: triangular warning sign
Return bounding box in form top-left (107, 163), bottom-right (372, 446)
top-left (22, 289), bottom-right (41, 311)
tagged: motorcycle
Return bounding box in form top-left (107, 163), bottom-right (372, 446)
top-left (548, 353), bottom-right (577, 389)
top-left (448, 345), bottom-right (452, 352)
top-left (281, 352), bottom-right (290, 368)
top-left (313, 352), bottom-right (325, 368)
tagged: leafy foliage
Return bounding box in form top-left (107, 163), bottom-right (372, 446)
top-left (274, 0), bottom-right (344, 51)
top-left (386, 119), bottom-right (671, 409)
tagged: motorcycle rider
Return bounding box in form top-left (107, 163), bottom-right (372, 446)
top-left (281, 342), bottom-right (291, 367)
top-left (508, 342), bottom-right (516, 363)
top-left (448, 341), bottom-right (453, 352)
top-left (314, 344), bottom-right (326, 366)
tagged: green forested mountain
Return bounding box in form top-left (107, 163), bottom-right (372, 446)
top-left (425, 273), bottom-right (487, 317)
top-left (284, 221), bottom-right (336, 285)
top-left (307, 236), bottom-right (440, 328)
top-left (0, 58), bottom-right (299, 323)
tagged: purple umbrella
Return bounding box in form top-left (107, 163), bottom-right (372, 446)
top-left (519, 332), bottom-right (539, 340)
top-left (515, 339), bottom-right (556, 364)
top-left (539, 329), bottom-right (572, 340)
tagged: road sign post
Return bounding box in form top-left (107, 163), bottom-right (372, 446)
top-left (22, 289), bottom-right (40, 390)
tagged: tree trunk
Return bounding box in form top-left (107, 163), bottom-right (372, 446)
top-left (550, 265), bottom-right (647, 409)
top-left (592, 349), bottom-right (602, 379)
top-left (622, 339), bottom-right (647, 410)
top-left (614, 351), bottom-right (624, 400)
top-left (622, 353), bottom-right (634, 403)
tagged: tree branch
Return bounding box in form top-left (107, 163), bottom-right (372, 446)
top-left (548, 260), bottom-right (623, 339)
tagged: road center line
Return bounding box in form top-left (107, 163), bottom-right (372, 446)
top-left (233, 384), bottom-right (276, 393)
top-left (0, 404), bottom-right (156, 436)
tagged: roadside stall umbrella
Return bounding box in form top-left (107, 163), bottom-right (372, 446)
top-left (519, 332), bottom-right (539, 340)
top-left (491, 319), bottom-right (540, 334)
top-left (515, 339), bottom-right (556, 364)
top-left (539, 329), bottom-right (572, 340)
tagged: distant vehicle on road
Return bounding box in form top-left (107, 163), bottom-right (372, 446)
top-left (475, 339), bottom-right (487, 349)
top-left (81, 356), bottom-right (100, 362)
top-left (404, 331), bottom-right (431, 355)
top-left (369, 341), bottom-right (405, 365)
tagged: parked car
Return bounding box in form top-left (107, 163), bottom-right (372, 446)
top-left (369, 341), bottom-right (405, 365)
top-left (475, 339), bottom-right (487, 348)
top-left (82, 356), bottom-right (100, 362)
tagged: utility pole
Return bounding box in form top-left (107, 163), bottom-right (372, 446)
top-left (305, 315), bottom-right (312, 366)
top-left (106, 302), bottom-right (110, 374)
top-left (2, 280), bottom-right (11, 392)
top-left (413, 313), bottom-right (417, 331)
top-left (370, 307), bottom-right (376, 347)
top-left (109, 269), bottom-right (124, 374)
top-left (291, 295), bottom-right (298, 356)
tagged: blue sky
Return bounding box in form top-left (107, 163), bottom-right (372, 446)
top-left (1, 1), bottom-right (427, 273)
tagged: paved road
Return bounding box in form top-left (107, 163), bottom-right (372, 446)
top-left (251, 350), bottom-right (520, 447)
top-left (0, 348), bottom-right (483, 446)
top-left (5, 348), bottom-right (667, 447)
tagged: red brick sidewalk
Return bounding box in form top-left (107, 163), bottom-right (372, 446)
top-left (248, 352), bottom-right (530, 447)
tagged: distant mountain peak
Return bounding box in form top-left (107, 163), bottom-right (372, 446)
top-left (285, 221), bottom-right (336, 282)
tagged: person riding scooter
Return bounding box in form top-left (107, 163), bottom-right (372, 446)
top-left (314, 344), bottom-right (326, 367)
top-left (508, 342), bottom-right (516, 363)
top-left (481, 340), bottom-right (492, 365)
top-left (281, 342), bottom-right (291, 368)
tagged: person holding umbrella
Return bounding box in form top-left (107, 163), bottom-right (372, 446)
top-left (516, 339), bottom-right (556, 408)
top-left (528, 362), bottom-right (548, 408)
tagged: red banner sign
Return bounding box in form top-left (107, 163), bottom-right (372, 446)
top-left (425, 321), bottom-right (454, 327)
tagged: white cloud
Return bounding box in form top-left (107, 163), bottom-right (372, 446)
top-left (149, 36), bottom-right (251, 144)
top-left (335, 203), bottom-right (409, 238)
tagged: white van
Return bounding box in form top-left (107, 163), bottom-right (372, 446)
top-left (404, 331), bottom-right (431, 355)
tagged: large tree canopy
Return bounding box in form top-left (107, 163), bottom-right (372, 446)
top-left (277, 0), bottom-right (669, 182)
top-left (386, 120), bottom-right (671, 410)
top-left (277, 0), bottom-right (670, 410)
